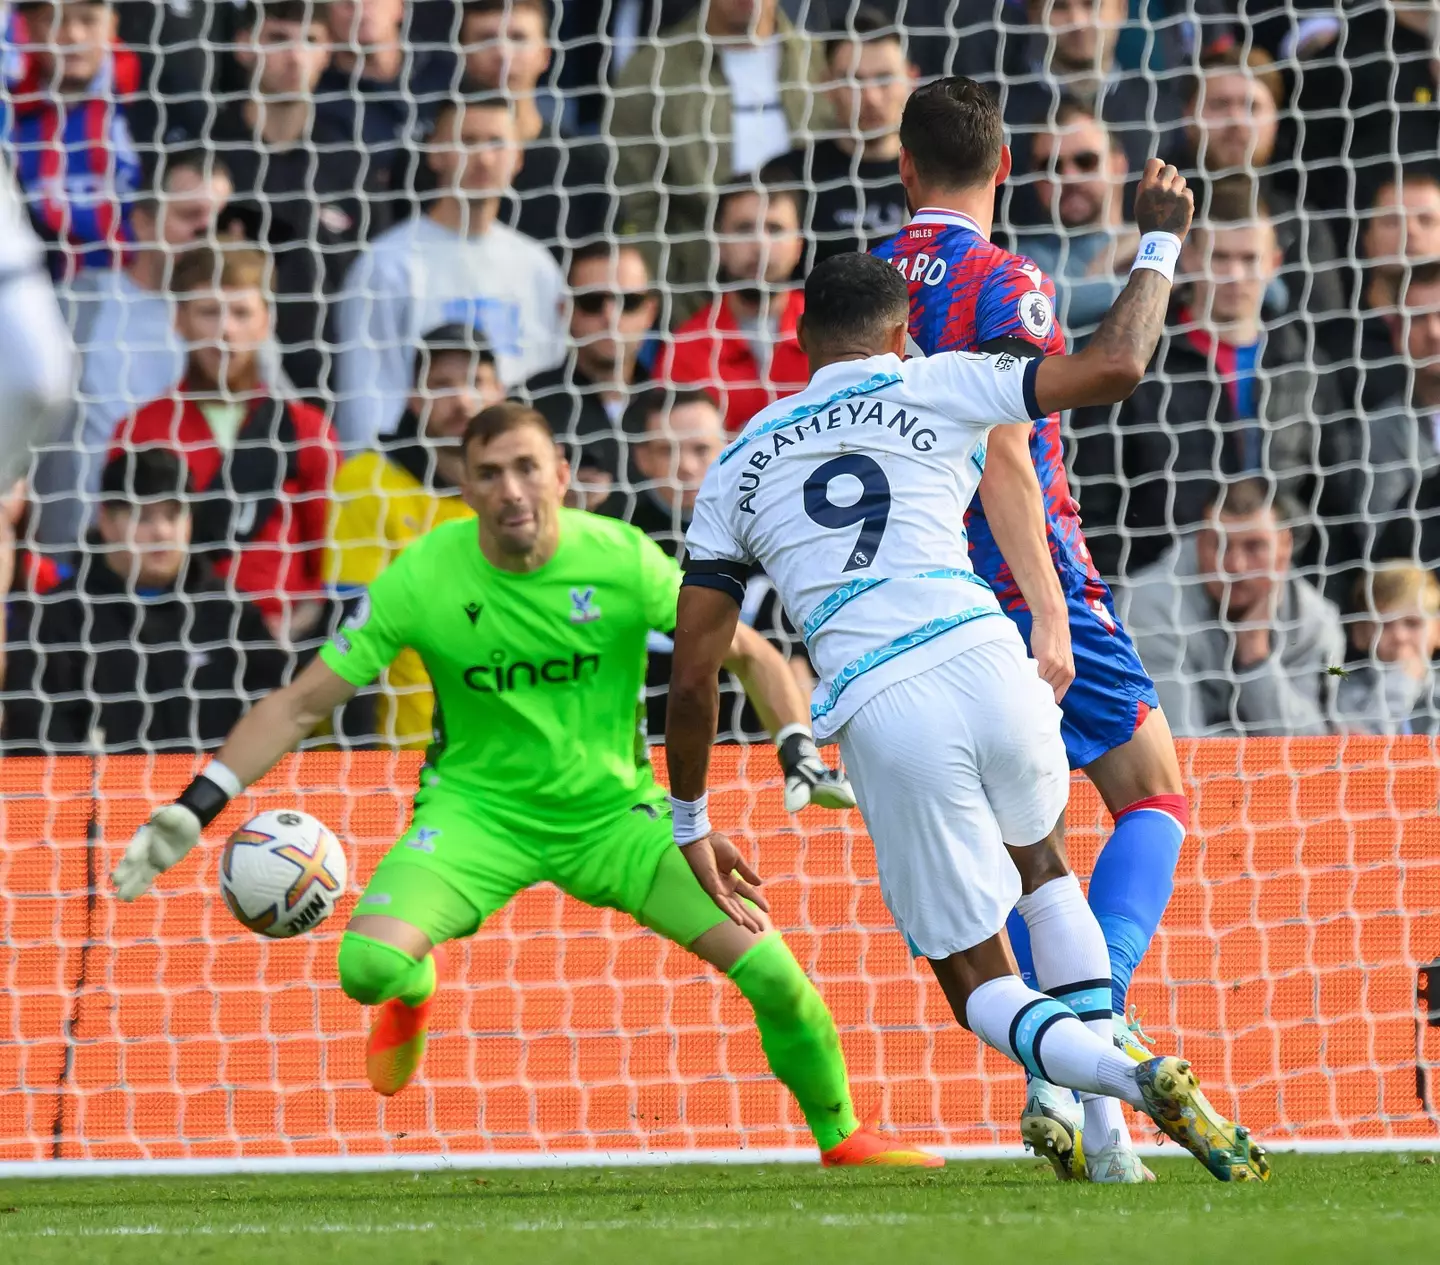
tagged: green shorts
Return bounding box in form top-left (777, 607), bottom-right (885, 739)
top-left (353, 794), bottom-right (730, 949)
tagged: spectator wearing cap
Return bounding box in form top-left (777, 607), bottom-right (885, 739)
top-left (0, 448), bottom-right (289, 754)
top-left (110, 246), bottom-right (337, 638)
top-left (1175, 44), bottom-right (1348, 364)
top-left (1334, 563), bottom-right (1440, 736)
top-left (335, 87), bottom-right (566, 449)
top-left (1014, 99), bottom-right (1138, 333)
top-left (326, 323), bottom-right (501, 747)
top-left (607, 385), bottom-right (809, 742)
top-left (29, 150), bottom-right (236, 550)
top-left (200, 0), bottom-right (388, 396)
top-left (612, 0), bottom-right (834, 326)
top-left (455, 0), bottom-right (615, 256)
top-left (653, 175), bottom-right (808, 434)
top-left (784, 8), bottom-right (915, 267)
top-left (317, 0), bottom-right (457, 200)
top-left (523, 243), bottom-right (660, 502)
top-left (2, 1), bottom-right (142, 278)
top-left (1070, 176), bottom-right (1360, 585)
top-left (1118, 478), bottom-right (1344, 738)
top-left (1000, 0), bottom-right (1185, 224)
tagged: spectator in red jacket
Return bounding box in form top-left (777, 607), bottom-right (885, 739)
top-left (110, 244), bottom-right (337, 638)
top-left (654, 171), bottom-right (808, 433)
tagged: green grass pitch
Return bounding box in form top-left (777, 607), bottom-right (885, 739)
top-left (1, 1154), bottom-right (1436, 1264)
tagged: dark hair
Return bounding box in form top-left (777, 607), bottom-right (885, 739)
top-left (240, 1), bottom-right (330, 31)
top-left (462, 401), bottom-right (554, 452)
top-left (825, 5), bottom-right (903, 62)
top-left (1370, 164), bottom-right (1440, 209)
top-left (413, 323), bottom-right (495, 384)
top-left (801, 252), bottom-right (910, 352)
top-left (1395, 259), bottom-right (1440, 305)
top-left (716, 158), bottom-right (804, 228)
top-left (1199, 173), bottom-right (1271, 226)
top-left (434, 79), bottom-right (518, 126)
top-left (134, 148), bottom-right (231, 219)
top-left (1192, 43), bottom-right (1283, 111)
top-left (462, 0), bottom-right (550, 25)
top-left (1207, 477), bottom-right (1301, 527)
top-left (100, 449), bottom-right (192, 505)
top-left (567, 240), bottom-right (651, 282)
top-left (899, 77), bottom-right (1004, 191)
top-left (621, 387), bottom-right (720, 438)
top-left (1030, 96), bottom-right (1105, 166)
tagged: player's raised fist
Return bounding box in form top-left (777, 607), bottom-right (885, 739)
top-left (1133, 158), bottom-right (1194, 239)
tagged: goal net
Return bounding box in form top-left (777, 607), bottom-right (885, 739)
top-left (3, 1), bottom-right (1440, 1166)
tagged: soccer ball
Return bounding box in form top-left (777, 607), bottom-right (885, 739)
top-left (219, 809), bottom-right (348, 938)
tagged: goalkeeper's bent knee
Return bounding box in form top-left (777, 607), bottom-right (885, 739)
top-left (337, 931), bottom-right (429, 1007)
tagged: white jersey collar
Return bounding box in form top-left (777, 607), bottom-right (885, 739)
top-left (907, 207), bottom-right (986, 236)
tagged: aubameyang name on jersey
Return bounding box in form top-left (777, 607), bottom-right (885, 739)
top-left (736, 399), bottom-right (936, 514)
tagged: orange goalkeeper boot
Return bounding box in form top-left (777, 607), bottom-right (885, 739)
top-left (820, 1110), bottom-right (945, 1168)
top-left (365, 946), bottom-right (446, 1096)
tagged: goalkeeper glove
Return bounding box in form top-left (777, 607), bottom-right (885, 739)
top-left (111, 763), bottom-right (239, 901)
top-left (776, 724), bottom-right (856, 814)
top-left (112, 804), bottom-right (202, 901)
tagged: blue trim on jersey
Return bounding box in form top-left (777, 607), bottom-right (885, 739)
top-left (1022, 357), bottom-right (1044, 420)
top-left (810, 605), bottom-right (1002, 725)
top-left (718, 371), bottom-right (903, 466)
top-left (802, 567), bottom-right (991, 643)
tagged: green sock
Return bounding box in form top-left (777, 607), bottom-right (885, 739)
top-left (727, 932), bottom-right (860, 1152)
top-left (336, 932), bottom-right (437, 1008)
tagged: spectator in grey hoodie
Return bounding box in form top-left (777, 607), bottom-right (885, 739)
top-left (1118, 478), bottom-right (1345, 737)
top-left (1334, 563), bottom-right (1440, 735)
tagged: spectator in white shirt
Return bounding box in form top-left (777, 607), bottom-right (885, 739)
top-left (333, 86), bottom-right (566, 449)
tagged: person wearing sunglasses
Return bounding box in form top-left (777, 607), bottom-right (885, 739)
top-left (524, 242), bottom-right (661, 508)
top-left (1013, 98), bottom-right (1137, 333)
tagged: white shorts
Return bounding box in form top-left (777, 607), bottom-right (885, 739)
top-left (836, 635), bottom-right (1071, 959)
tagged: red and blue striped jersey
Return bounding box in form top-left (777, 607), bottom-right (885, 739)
top-left (871, 208), bottom-right (1101, 610)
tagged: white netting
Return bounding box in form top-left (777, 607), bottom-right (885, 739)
top-left (2, 0), bottom-right (1440, 1163)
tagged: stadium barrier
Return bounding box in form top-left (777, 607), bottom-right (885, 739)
top-left (2, 737), bottom-right (1439, 1169)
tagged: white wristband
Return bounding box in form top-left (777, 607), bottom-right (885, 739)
top-left (668, 793), bottom-right (712, 846)
top-left (1130, 231), bottom-right (1183, 282)
top-left (774, 722), bottom-right (812, 749)
top-left (203, 759), bottom-right (246, 799)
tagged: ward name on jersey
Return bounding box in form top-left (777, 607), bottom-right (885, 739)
top-left (684, 349), bottom-right (1045, 742)
top-left (871, 208), bottom-right (1106, 612)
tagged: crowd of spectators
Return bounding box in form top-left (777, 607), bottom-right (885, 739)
top-left (3, 0), bottom-right (1440, 749)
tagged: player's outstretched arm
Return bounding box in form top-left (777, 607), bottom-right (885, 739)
top-left (111, 658), bottom-right (359, 901)
top-left (1031, 158), bottom-right (1194, 415)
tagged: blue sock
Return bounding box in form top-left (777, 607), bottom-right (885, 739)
top-left (1087, 796), bottom-right (1187, 1013)
top-left (1005, 907), bottom-right (1038, 990)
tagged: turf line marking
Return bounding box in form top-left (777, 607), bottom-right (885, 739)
top-left (1, 1213), bottom-right (942, 1240)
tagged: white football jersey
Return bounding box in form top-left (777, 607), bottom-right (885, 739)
top-left (684, 349), bottom-right (1045, 740)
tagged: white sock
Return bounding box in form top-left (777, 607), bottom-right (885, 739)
top-left (1017, 874), bottom-right (1136, 1147)
top-left (965, 976), bottom-right (1145, 1110)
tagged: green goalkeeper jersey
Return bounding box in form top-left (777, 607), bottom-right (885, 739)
top-left (319, 510), bottom-right (681, 826)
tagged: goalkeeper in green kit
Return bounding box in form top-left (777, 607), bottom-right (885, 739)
top-left (113, 402), bottom-right (940, 1167)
